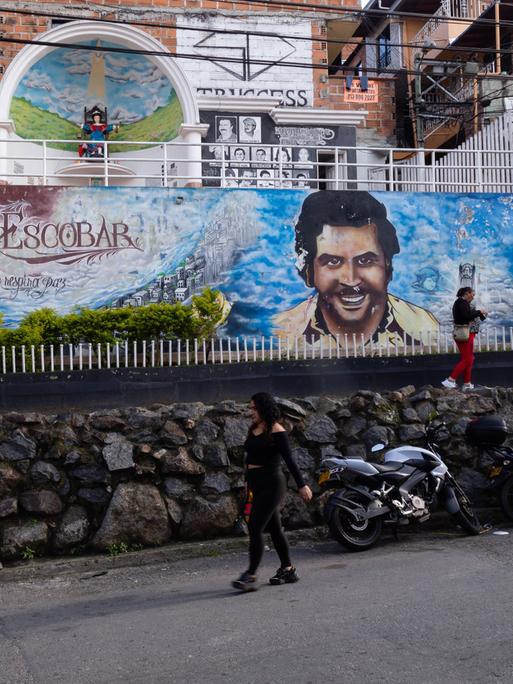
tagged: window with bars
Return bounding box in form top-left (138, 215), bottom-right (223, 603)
top-left (377, 26), bottom-right (392, 72)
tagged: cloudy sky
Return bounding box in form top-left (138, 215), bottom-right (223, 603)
top-left (13, 41), bottom-right (175, 124)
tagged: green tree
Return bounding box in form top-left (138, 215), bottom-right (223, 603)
top-left (16, 308), bottom-right (64, 347)
top-left (192, 288), bottom-right (226, 340)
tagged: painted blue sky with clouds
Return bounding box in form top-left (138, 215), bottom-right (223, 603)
top-left (13, 41), bottom-right (175, 124)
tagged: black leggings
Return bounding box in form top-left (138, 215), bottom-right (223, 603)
top-left (246, 468), bottom-right (291, 575)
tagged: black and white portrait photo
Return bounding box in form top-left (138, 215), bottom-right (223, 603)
top-left (257, 168), bottom-right (275, 188)
top-left (251, 146), bottom-right (271, 164)
top-left (230, 146), bottom-right (250, 166)
top-left (274, 147), bottom-right (293, 165)
top-left (293, 169), bottom-right (311, 188)
top-left (238, 168), bottom-right (257, 187)
top-left (223, 167), bottom-right (239, 187)
top-left (215, 116), bottom-right (238, 143)
top-left (208, 145), bottom-right (229, 164)
top-left (238, 116), bottom-right (262, 144)
top-left (294, 147), bottom-right (314, 168)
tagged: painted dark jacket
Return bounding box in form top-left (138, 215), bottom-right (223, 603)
top-left (272, 293), bottom-right (439, 348)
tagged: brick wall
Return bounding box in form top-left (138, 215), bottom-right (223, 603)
top-left (325, 77), bottom-right (397, 142)
top-left (0, 2), bottom-right (394, 137)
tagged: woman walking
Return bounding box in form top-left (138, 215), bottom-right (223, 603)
top-left (442, 287), bottom-right (487, 391)
top-left (232, 393), bottom-right (313, 592)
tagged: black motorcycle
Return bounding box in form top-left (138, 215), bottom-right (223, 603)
top-left (466, 415), bottom-right (513, 521)
top-left (318, 422), bottom-right (481, 551)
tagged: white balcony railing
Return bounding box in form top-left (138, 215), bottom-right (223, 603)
top-left (2, 137), bottom-right (513, 193)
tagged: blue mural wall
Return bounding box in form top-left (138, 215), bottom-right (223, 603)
top-left (0, 187), bottom-right (511, 343)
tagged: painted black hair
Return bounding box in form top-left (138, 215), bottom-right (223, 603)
top-left (294, 191), bottom-right (400, 287)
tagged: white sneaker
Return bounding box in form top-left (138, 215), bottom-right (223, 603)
top-left (462, 383), bottom-right (474, 391)
top-left (441, 377), bottom-right (457, 389)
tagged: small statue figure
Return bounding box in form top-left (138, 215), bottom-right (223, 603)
top-left (78, 106), bottom-right (119, 159)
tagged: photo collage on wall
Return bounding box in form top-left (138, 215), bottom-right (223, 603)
top-left (202, 113), bottom-right (318, 188)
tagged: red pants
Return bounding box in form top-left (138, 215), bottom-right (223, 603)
top-left (450, 333), bottom-right (475, 383)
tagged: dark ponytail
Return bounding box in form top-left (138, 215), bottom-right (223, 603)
top-left (457, 286), bottom-right (473, 298)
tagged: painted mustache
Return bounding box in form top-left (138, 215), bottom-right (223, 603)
top-left (322, 284), bottom-right (368, 308)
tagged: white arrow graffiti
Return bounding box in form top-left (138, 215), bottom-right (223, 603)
top-left (192, 32), bottom-right (297, 81)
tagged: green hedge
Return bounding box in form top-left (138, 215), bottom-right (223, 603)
top-left (0, 289), bottom-right (225, 348)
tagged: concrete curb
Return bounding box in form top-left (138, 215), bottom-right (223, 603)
top-left (0, 527), bottom-right (328, 583)
top-left (0, 508), bottom-right (508, 583)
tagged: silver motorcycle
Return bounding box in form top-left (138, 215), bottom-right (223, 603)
top-left (318, 422), bottom-right (481, 551)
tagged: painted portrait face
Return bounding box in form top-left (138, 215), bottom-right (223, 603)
top-left (313, 223), bottom-right (388, 330)
top-left (256, 149), bottom-right (266, 160)
top-left (218, 119), bottom-right (233, 139)
top-left (298, 148), bottom-right (309, 161)
top-left (234, 148), bottom-right (245, 161)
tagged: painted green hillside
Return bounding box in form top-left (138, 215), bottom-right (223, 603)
top-left (11, 97), bottom-right (81, 150)
top-left (108, 94), bottom-right (183, 152)
top-left (10, 94), bottom-right (183, 152)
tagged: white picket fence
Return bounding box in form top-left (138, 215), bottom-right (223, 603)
top-left (1, 327), bottom-right (512, 374)
top-left (395, 110), bottom-right (513, 193)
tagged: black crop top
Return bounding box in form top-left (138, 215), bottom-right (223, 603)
top-left (244, 431), bottom-right (306, 488)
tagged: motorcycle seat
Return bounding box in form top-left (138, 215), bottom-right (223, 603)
top-left (372, 462), bottom-right (405, 473)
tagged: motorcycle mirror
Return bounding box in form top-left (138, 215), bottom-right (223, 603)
top-left (371, 443), bottom-right (385, 452)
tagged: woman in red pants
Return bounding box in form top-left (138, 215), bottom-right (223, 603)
top-left (442, 287), bottom-right (487, 391)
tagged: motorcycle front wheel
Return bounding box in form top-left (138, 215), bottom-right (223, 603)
top-left (328, 492), bottom-right (383, 551)
top-left (452, 487), bottom-right (481, 535)
top-left (499, 474), bottom-right (513, 521)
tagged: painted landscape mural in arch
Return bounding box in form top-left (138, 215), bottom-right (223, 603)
top-left (10, 40), bottom-right (184, 149)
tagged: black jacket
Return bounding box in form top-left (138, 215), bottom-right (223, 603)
top-left (452, 297), bottom-right (485, 325)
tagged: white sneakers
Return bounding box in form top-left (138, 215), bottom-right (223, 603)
top-left (441, 377), bottom-right (457, 389)
top-left (441, 378), bottom-right (475, 391)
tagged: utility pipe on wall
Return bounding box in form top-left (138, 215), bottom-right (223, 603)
top-left (495, 0), bottom-right (502, 74)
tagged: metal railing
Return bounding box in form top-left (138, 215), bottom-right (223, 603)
top-left (1, 327), bottom-right (511, 375)
top-left (2, 138), bottom-right (513, 192)
top-left (414, 0), bottom-right (493, 45)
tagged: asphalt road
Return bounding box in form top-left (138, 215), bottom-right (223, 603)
top-left (1, 527), bottom-right (513, 684)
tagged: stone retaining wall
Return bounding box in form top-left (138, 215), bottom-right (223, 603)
top-left (1, 385), bottom-right (511, 561)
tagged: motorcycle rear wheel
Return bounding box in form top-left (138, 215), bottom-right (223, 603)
top-left (452, 487), bottom-right (481, 535)
top-left (499, 475), bottom-right (513, 521)
top-left (328, 492), bottom-right (383, 551)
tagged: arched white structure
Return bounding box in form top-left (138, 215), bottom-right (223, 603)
top-left (0, 21), bottom-right (210, 186)
top-left (0, 20), bottom-right (199, 124)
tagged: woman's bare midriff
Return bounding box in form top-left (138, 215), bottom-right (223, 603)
top-left (247, 464), bottom-right (263, 469)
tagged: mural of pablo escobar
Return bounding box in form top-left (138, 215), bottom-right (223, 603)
top-left (273, 191), bottom-right (439, 346)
